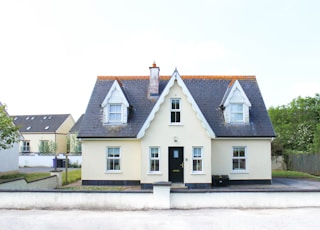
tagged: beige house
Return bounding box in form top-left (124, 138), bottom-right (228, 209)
top-left (78, 63), bottom-right (275, 188)
top-left (12, 114), bottom-right (75, 155)
top-left (68, 114), bottom-right (83, 154)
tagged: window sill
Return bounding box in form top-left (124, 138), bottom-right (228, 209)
top-left (147, 172), bottom-right (162, 175)
top-left (105, 170), bottom-right (122, 174)
top-left (231, 170), bottom-right (249, 174)
top-left (169, 123), bottom-right (184, 126)
top-left (191, 172), bottom-right (205, 175)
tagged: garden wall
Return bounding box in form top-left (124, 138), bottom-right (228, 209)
top-left (0, 171), bottom-right (62, 190)
top-left (19, 154), bottom-right (82, 168)
top-left (1, 184), bottom-right (320, 210)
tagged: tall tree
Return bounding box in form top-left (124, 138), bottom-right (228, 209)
top-left (0, 104), bottom-right (20, 150)
top-left (269, 94), bottom-right (320, 155)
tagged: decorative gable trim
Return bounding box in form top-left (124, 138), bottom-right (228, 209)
top-left (101, 80), bottom-right (129, 108)
top-left (101, 80), bottom-right (130, 124)
top-left (137, 70), bottom-right (215, 139)
top-left (222, 80), bottom-right (251, 107)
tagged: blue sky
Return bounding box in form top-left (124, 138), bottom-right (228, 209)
top-left (0, 0), bottom-right (319, 121)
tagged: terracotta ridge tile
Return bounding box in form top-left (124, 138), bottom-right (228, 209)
top-left (97, 75), bottom-right (256, 80)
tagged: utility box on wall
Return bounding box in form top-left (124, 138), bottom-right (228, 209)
top-left (212, 175), bottom-right (229, 186)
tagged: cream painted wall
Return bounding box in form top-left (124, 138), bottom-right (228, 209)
top-left (140, 82), bottom-right (212, 184)
top-left (211, 139), bottom-right (272, 180)
top-left (81, 139), bottom-right (141, 181)
top-left (20, 133), bottom-right (56, 153)
top-left (56, 115), bottom-right (75, 133)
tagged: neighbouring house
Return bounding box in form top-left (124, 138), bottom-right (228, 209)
top-left (0, 103), bottom-right (21, 173)
top-left (68, 114), bottom-right (83, 154)
top-left (12, 114), bottom-right (75, 155)
top-left (78, 63), bottom-right (275, 188)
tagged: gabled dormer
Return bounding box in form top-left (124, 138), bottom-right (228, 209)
top-left (221, 80), bottom-right (251, 124)
top-left (101, 80), bottom-right (130, 124)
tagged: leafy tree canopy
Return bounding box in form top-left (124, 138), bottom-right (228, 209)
top-left (269, 94), bottom-right (320, 155)
top-left (0, 104), bottom-right (20, 150)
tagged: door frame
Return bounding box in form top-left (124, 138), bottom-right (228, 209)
top-left (168, 147), bottom-right (184, 183)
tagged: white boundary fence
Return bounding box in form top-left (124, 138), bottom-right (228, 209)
top-left (19, 154), bottom-right (82, 167)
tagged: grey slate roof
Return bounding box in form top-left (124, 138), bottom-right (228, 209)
top-left (12, 114), bottom-right (71, 133)
top-left (70, 114), bottom-right (84, 133)
top-left (78, 75), bottom-right (275, 138)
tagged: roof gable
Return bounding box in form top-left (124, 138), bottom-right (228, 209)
top-left (221, 80), bottom-right (251, 107)
top-left (101, 80), bottom-right (130, 107)
top-left (137, 70), bottom-right (215, 139)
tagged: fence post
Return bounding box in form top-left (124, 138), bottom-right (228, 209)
top-left (153, 181), bottom-right (172, 209)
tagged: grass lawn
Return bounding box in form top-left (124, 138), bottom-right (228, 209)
top-left (0, 172), bottom-right (50, 182)
top-left (62, 169), bottom-right (81, 185)
top-left (0, 169), bottom-right (81, 186)
top-left (272, 170), bottom-right (320, 180)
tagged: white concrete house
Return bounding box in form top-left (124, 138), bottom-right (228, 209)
top-left (78, 63), bottom-right (275, 189)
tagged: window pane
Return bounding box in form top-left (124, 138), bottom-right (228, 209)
top-left (176, 112), bottom-right (180, 122)
top-left (232, 159), bottom-right (238, 170)
top-left (240, 159), bottom-right (246, 169)
top-left (109, 104), bottom-right (122, 122)
top-left (193, 159), bottom-right (202, 171)
top-left (108, 148), bottom-right (120, 157)
top-left (107, 148), bottom-right (120, 171)
top-left (150, 147), bottom-right (160, 172)
top-left (232, 147), bottom-right (246, 170)
top-left (150, 160), bottom-right (159, 171)
top-left (171, 99), bottom-right (180, 109)
top-left (110, 105), bottom-right (121, 112)
top-left (231, 104), bottom-right (242, 112)
top-left (193, 148), bottom-right (202, 158)
top-left (110, 113), bottom-right (121, 121)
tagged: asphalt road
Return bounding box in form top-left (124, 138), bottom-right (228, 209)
top-left (0, 208), bottom-right (319, 230)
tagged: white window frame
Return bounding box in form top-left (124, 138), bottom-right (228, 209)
top-left (106, 147), bottom-right (121, 172)
top-left (230, 103), bottom-right (244, 122)
top-left (22, 140), bottom-right (30, 153)
top-left (232, 146), bottom-right (247, 172)
top-left (108, 104), bottom-right (122, 123)
top-left (149, 147), bottom-right (160, 173)
top-left (192, 147), bottom-right (203, 173)
top-left (170, 98), bottom-right (181, 124)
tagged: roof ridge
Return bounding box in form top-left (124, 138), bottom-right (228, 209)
top-left (97, 75), bottom-right (256, 80)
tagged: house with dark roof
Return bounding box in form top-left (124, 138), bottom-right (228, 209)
top-left (12, 114), bottom-right (75, 155)
top-left (68, 114), bottom-right (83, 154)
top-left (78, 63), bottom-right (275, 188)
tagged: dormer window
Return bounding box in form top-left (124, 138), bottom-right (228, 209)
top-left (109, 104), bottom-right (122, 122)
top-left (101, 80), bottom-right (130, 125)
top-left (231, 103), bottom-right (244, 122)
top-left (221, 80), bottom-right (251, 124)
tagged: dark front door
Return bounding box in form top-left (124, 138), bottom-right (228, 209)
top-left (169, 147), bottom-right (184, 183)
